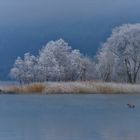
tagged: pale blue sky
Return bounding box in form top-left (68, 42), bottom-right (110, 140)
top-left (0, 0), bottom-right (139, 24)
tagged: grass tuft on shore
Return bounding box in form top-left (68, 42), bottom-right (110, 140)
top-left (4, 83), bottom-right (46, 94)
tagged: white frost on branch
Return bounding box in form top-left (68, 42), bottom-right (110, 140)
top-left (96, 23), bottom-right (140, 83)
top-left (10, 39), bottom-right (94, 83)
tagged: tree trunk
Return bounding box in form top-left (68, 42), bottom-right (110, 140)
top-left (125, 59), bottom-right (133, 83)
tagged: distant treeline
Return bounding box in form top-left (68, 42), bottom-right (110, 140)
top-left (10, 23), bottom-right (140, 84)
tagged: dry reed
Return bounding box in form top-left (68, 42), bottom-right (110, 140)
top-left (2, 81), bottom-right (140, 94)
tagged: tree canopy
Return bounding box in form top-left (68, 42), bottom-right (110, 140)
top-left (96, 24), bottom-right (140, 83)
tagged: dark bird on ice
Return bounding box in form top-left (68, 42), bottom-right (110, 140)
top-left (127, 104), bottom-right (135, 108)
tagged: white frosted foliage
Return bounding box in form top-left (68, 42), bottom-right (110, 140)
top-left (10, 39), bottom-right (94, 83)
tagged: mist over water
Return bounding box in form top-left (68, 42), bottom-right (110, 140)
top-left (1, 0), bottom-right (140, 79)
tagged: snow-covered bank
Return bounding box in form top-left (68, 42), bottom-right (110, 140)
top-left (1, 81), bottom-right (140, 94)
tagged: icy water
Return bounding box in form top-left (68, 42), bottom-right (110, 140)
top-left (0, 94), bottom-right (140, 140)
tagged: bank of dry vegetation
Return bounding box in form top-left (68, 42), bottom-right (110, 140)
top-left (1, 81), bottom-right (140, 94)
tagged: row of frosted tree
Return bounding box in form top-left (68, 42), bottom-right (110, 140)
top-left (10, 23), bottom-right (140, 84)
top-left (10, 39), bottom-right (95, 84)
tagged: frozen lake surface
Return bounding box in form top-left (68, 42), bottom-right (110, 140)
top-left (0, 94), bottom-right (140, 140)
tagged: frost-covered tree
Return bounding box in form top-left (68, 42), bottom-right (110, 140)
top-left (10, 53), bottom-right (38, 84)
top-left (70, 50), bottom-right (95, 80)
top-left (95, 45), bottom-right (115, 81)
top-left (39, 39), bottom-right (93, 81)
top-left (23, 53), bottom-right (39, 83)
top-left (69, 49), bottom-right (87, 80)
top-left (10, 56), bottom-right (25, 84)
top-left (10, 39), bottom-right (95, 83)
top-left (96, 24), bottom-right (140, 83)
top-left (38, 39), bottom-right (70, 81)
top-left (80, 56), bottom-right (96, 80)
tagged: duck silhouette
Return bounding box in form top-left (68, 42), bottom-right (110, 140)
top-left (127, 103), bottom-right (135, 108)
